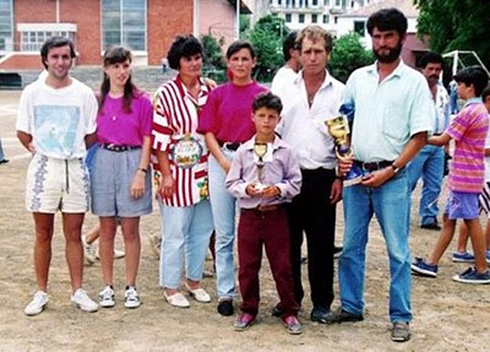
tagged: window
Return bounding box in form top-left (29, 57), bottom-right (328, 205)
top-left (324, 0), bottom-right (330, 5)
top-left (323, 14), bottom-right (329, 23)
top-left (285, 13), bottom-right (292, 23)
top-left (0, 0), bottom-right (13, 51)
top-left (312, 14), bottom-right (318, 23)
top-left (354, 21), bottom-right (365, 36)
top-left (18, 23), bottom-right (77, 52)
top-left (312, 0), bottom-right (318, 5)
top-left (102, 0), bottom-right (147, 52)
top-left (299, 14), bottom-right (305, 23)
top-left (335, 0), bottom-right (341, 6)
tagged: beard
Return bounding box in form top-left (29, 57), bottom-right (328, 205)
top-left (374, 41), bottom-right (403, 63)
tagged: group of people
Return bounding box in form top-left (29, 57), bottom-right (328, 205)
top-left (16, 6), bottom-right (490, 344)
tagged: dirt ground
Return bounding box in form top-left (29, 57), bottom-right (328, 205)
top-left (0, 90), bottom-right (489, 352)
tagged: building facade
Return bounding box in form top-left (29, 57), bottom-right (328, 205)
top-left (0, 0), bottom-right (252, 70)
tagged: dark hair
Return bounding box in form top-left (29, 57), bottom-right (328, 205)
top-left (367, 8), bottom-right (408, 37)
top-left (40, 36), bottom-right (76, 69)
top-left (296, 25), bottom-right (333, 53)
top-left (226, 40), bottom-right (256, 60)
top-left (454, 66), bottom-right (489, 97)
top-left (420, 51), bottom-right (444, 69)
top-left (483, 85), bottom-right (490, 101)
top-left (99, 46), bottom-right (140, 113)
top-left (253, 92), bottom-right (283, 114)
top-left (167, 35), bottom-right (203, 70)
top-left (283, 31), bottom-right (298, 62)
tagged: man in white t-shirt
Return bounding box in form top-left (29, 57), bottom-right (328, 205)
top-left (271, 31), bottom-right (302, 96)
top-left (17, 37), bottom-right (99, 316)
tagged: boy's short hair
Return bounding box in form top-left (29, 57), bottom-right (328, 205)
top-left (253, 92), bottom-right (283, 115)
top-left (167, 35), bottom-right (203, 70)
top-left (482, 85), bottom-right (490, 101)
top-left (226, 40), bottom-right (256, 60)
top-left (283, 31), bottom-right (298, 61)
top-left (366, 8), bottom-right (408, 37)
top-left (454, 66), bottom-right (489, 97)
top-left (40, 36), bottom-right (76, 69)
top-left (296, 25), bottom-right (333, 53)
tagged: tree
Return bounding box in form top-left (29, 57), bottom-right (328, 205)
top-left (414, 0), bottom-right (490, 70)
top-left (200, 34), bottom-right (226, 82)
top-left (329, 32), bottom-right (374, 83)
top-left (247, 14), bottom-right (290, 82)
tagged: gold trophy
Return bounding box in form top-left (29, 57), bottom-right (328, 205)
top-left (325, 116), bottom-right (363, 186)
top-left (253, 143), bottom-right (268, 192)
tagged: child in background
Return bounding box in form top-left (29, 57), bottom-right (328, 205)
top-left (411, 67), bottom-right (490, 284)
top-left (225, 92), bottom-right (303, 334)
top-left (452, 85), bottom-right (490, 264)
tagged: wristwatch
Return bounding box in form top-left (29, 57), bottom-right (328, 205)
top-left (391, 163), bottom-right (400, 174)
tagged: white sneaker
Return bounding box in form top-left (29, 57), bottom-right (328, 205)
top-left (71, 288), bottom-right (98, 312)
top-left (24, 291), bottom-right (49, 316)
top-left (124, 286), bottom-right (142, 309)
top-left (95, 248), bottom-right (125, 260)
top-left (82, 235), bottom-right (97, 265)
top-left (98, 285), bottom-right (116, 308)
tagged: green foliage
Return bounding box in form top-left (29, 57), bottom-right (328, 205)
top-left (246, 14), bottom-right (290, 82)
top-left (414, 0), bottom-right (490, 70)
top-left (200, 34), bottom-right (226, 83)
top-left (239, 14), bottom-right (251, 39)
top-left (329, 32), bottom-right (374, 83)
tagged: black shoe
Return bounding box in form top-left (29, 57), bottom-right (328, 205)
top-left (326, 308), bottom-right (364, 324)
top-left (217, 300), bottom-right (234, 316)
top-left (0, 159), bottom-right (9, 165)
top-left (310, 306), bottom-right (332, 324)
top-left (420, 221), bottom-right (441, 231)
top-left (271, 305), bottom-right (283, 317)
top-left (300, 256), bottom-right (308, 264)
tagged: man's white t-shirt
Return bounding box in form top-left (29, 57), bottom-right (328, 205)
top-left (17, 77), bottom-right (98, 159)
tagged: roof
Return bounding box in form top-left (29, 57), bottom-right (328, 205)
top-left (340, 0), bottom-right (419, 18)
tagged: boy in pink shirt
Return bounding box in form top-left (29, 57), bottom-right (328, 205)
top-left (411, 66), bottom-right (490, 284)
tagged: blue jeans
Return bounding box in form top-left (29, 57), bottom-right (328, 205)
top-left (407, 145), bottom-right (444, 226)
top-left (339, 169), bottom-right (412, 323)
top-left (209, 150), bottom-right (237, 299)
top-left (158, 199), bottom-right (213, 289)
top-left (0, 139), bottom-right (5, 161)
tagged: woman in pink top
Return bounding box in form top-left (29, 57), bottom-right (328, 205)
top-left (91, 47), bottom-right (153, 309)
top-left (198, 40), bottom-right (268, 315)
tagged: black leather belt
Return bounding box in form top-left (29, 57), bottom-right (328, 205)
top-left (102, 144), bottom-right (141, 152)
top-left (217, 140), bottom-right (242, 151)
top-left (353, 160), bottom-right (394, 171)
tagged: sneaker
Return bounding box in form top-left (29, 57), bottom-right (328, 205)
top-left (486, 250), bottom-right (490, 265)
top-left (282, 315), bottom-right (303, 335)
top-left (324, 307), bottom-right (364, 324)
top-left (71, 288), bottom-right (98, 312)
top-left (391, 322), bottom-right (411, 342)
top-left (99, 285), bottom-right (116, 308)
top-left (217, 299), bottom-right (234, 316)
top-left (113, 249), bottom-right (125, 259)
top-left (451, 251), bottom-right (475, 263)
top-left (82, 235), bottom-right (97, 265)
top-left (411, 257), bottom-right (438, 277)
top-left (271, 305), bottom-right (283, 317)
top-left (452, 267), bottom-right (490, 284)
top-left (310, 306), bottom-right (332, 324)
top-left (24, 291), bottom-right (49, 316)
top-left (334, 246), bottom-right (343, 259)
top-left (420, 221), bottom-right (441, 231)
top-left (234, 313), bottom-right (255, 331)
top-left (124, 286), bottom-right (141, 309)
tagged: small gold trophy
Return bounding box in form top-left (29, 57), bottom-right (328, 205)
top-left (326, 116), bottom-right (363, 186)
top-left (253, 143), bottom-right (268, 192)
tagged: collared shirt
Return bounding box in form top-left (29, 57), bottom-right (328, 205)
top-left (446, 97), bottom-right (489, 193)
top-left (271, 66), bottom-right (298, 98)
top-left (433, 82), bottom-right (451, 134)
top-left (345, 60), bottom-right (434, 162)
top-left (225, 136), bottom-right (302, 209)
top-left (152, 75), bottom-right (211, 207)
top-left (273, 69), bottom-right (345, 170)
